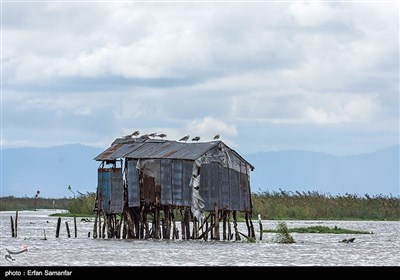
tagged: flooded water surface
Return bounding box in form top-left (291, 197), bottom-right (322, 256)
top-left (0, 210), bottom-right (399, 266)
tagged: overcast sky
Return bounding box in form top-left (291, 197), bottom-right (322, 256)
top-left (2, 1), bottom-right (399, 155)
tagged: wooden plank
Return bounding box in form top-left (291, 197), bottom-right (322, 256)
top-left (160, 159), bottom-right (172, 205)
top-left (172, 161), bottom-right (183, 205)
top-left (127, 160), bottom-right (140, 207)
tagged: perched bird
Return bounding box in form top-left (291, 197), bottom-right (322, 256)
top-left (192, 136), bottom-right (200, 142)
top-left (131, 130), bottom-right (140, 137)
top-left (179, 135), bottom-right (190, 142)
top-left (149, 133), bottom-right (157, 138)
top-left (158, 133), bottom-right (167, 139)
top-left (213, 134), bottom-right (220, 140)
top-left (140, 134), bottom-right (149, 140)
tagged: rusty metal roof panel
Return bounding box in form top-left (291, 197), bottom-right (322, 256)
top-left (123, 140), bottom-right (220, 160)
top-left (94, 143), bottom-right (138, 161)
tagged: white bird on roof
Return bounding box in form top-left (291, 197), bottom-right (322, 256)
top-left (179, 135), bottom-right (190, 142)
top-left (213, 134), bottom-right (220, 140)
top-left (131, 130), bottom-right (140, 137)
top-left (140, 134), bottom-right (149, 140)
top-left (192, 136), bottom-right (200, 142)
top-left (158, 133), bottom-right (167, 139)
top-left (149, 133), bottom-right (157, 138)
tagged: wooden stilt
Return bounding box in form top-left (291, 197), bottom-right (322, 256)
top-left (233, 211), bottom-right (240, 241)
top-left (184, 208), bottom-right (190, 240)
top-left (65, 221), bottom-right (71, 238)
top-left (214, 207), bottom-right (220, 240)
top-left (56, 217), bottom-right (61, 238)
top-left (222, 211), bottom-right (227, 240)
top-left (227, 211), bottom-right (232, 240)
top-left (93, 211), bottom-right (98, 239)
top-left (180, 209), bottom-right (185, 240)
top-left (15, 211), bottom-right (18, 238)
top-left (73, 216), bottom-right (77, 238)
top-left (10, 216), bottom-right (15, 237)
top-left (258, 215), bottom-right (263, 241)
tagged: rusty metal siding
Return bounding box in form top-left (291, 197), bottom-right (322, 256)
top-left (110, 168), bottom-right (123, 214)
top-left (143, 174), bottom-right (156, 204)
top-left (127, 160), bottom-right (140, 207)
top-left (240, 164), bottom-right (251, 212)
top-left (97, 168), bottom-right (111, 214)
top-left (229, 169), bottom-right (240, 211)
top-left (172, 160), bottom-right (183, 205)
top-left (182, 161), bottom-right (193, 206)
top-left (220, 167), bottom-right (230, 210)
top-left (160, 159), bottom-right (172, 205)
top-left (199, 163), bottom-right (221, 211)
top-left (199, 164), bottom-right (210, 210)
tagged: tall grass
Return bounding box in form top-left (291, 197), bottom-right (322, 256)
top-left (0, 192), bottom-right (95, 215)
top-left (252, 190), bottom-right (400, 220)
top-left (66, 192), bottom-right (96, 215)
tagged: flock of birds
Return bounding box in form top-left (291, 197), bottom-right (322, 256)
top-left (123, 131), bottom-right (220, 142)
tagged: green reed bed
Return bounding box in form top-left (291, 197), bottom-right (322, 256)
top-left (252, 190), bottom-right (400, 220)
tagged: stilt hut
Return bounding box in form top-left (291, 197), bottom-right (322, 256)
top-left (92, 136), bottom-right (255, 240)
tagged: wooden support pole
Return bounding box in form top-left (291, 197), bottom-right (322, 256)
top-left (233, 211), bottom-right (240, 241)
top-left (10, 216), bottom-right (15, 237)
top-left (65, 221), bottom-right (71, 238)
top-left (180, 209), bottom-right (185, 240)
top-left (213, 206), bottom-right (220, 240)
top-left (171, 210), bottom-right (176, 240)
top-left (88, 232), bottom-right (91, 238)
top-left (258, 214), bottom-right (263, 241)
top-left (56, 217), bottom-right (61, 238)
top-left (42, 229), bottom-right (47, 240)
top-left (245, 212), bottom-right (251, 238)
top-left (222, 211), bottom-right (227, 240)
top-left (227, 211), bottom-right (232, 241)
top-left (15, 211), bottom-right (18, 238)
top-left (73, 216), bottom-right (77, 238)
top-left (98, 212), bottom-right (102, 238)
top-left (249, 213), bottom-right (255, 239)
top-left (205, 221), bottom-right (209, 241)
top-left (210, 215), bottom-right (214, 240)
top-left (93, 212), bottom-right (98, 239)
top-left (184, 208), bottom-right (190, 240)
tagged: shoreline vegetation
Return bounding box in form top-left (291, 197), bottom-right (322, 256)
top-left (0, 190), bottom-right (399, 221)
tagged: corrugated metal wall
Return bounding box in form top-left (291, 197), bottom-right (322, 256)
top-left (160, 159), bottom-right (192, 206)
top-left (97, 168), bottom-right (123, 214)
top-left (127, 160), bottom-right (140, 207)
top-left (199, 163), bottom-right (251, 211)
top-left (110, 168), bottom-right (124, 213)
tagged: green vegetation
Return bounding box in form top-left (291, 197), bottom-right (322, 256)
top-left (252, 190), bottom-right (400, 220)
top-left (0, 192), bottom-right (95, 216)
top-left (274, 221), bottom-right (295, 243)
top-left (0, 196), bottom-right (70, 211)
top-left (2, 189), bottom-right (399, 220)
top-left (264, 225), bottom-right (372, 234)
top-left (65, 192), bottom-right (96, 215)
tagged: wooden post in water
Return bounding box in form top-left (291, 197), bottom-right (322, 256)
top-left (184, 208), bottom-right (190, 240)
top-left (15, 211), bottom-right (18, 238)
top-left (65, 221), bottom-right (71, 238)
top-left (227, 211), bottom-right (232, 240)
top-left (56, 217), bottom-right (61, 238)
top-left (233, 211), bottom-right (240, 241)
top-left (213, 206), bottom-right (220, 240)
top-left (258, 214), bottom-right (263, 241)
top-left (10, 216), bottom-right (15, 237)
top-left (180, 209), bottom-right (185, 240)
top-left (93, 212), bottom-right (98, 239)
top-left (98, 213), bottom-right (102, 238)
top-left (73, 216), bottom-right (77, 238)
top-left (43, 229), bottom-right (47, 240)
top-left (222, 211), bottom-right (227, 240)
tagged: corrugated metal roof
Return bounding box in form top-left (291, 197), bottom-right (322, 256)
top-left (94, 138), bottom-right (254, 169)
